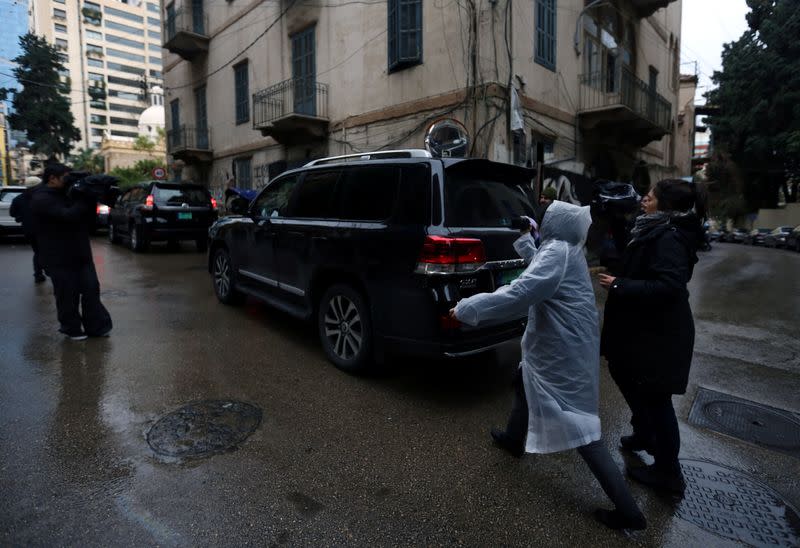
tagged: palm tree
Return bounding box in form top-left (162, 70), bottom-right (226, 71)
top-left (69, 148), bottom-right (105, 173)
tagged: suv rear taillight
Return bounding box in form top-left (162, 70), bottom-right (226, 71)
top-left (144, 194), bottom-right (154, 209)
top-left (415, 235), bottom-right (486, 274)
top-left (210, 197), bottom-right (218, 210)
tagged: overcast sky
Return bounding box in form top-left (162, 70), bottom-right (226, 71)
top-left (681, 0), bottom-right (751, 104)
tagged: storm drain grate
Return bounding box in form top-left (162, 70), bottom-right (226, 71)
top-left (688, 388), bottom-right (800, 459)
top-left (147, 400), bottom-right (262, 458)
top-left (677, 459), bottom-right (800, 547)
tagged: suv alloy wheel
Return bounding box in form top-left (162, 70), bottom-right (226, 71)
top-left (108, 222), bottom-right (117, 244)
top-left (212, 248), bottom-right (244, 305)
top-left (318, 284), bottom-right (373, 374)
top-left (130, 223), bottom-right (147, 252)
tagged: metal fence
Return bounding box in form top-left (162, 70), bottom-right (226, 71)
top-left (253, 78), bottom-right (329, 128)
top-left (167, 125), bottom-right (211, 152)
top-left (164, 8), bottom-right (208, 41)
top-left (579, 67), bottom-right (672, 132)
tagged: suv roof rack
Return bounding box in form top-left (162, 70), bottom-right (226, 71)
top-left (304, 149), bottom-right (432, 167)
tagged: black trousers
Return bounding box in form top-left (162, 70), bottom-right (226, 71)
top-left (30, 236), bottom-right (44, 277)
top-left (504, 368), bottom-right (641, 518)
top-left (609, 365), bottom-right (681, 473)
top-left (48, 262), bottom-right (112, 337)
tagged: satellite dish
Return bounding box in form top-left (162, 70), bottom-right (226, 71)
top-left (425, 118), bottom-right (469, 158)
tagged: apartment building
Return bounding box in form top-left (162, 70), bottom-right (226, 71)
top-left (163, 0), bottom-right (682, 198)
top-left (30, 0), bottom-right (165, 151)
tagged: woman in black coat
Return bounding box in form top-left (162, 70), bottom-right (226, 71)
top-left (598, 179), bottom-right (707, 496)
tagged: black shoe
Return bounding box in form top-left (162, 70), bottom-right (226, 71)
top-left (593, 508), bottom-right (647, 531)
top-left (619, 435), bottom-right (655, 455)
top-left (627, 464), bottom-right (686, 496)
top-left (34, 273), bottom-right (46, 283)
top-left (490, 427), bottom-right (525, 458)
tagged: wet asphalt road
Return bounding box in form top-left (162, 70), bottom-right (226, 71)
top-left (1, 236), bottom-right (799, 547)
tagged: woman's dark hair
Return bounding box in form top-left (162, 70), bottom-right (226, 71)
top-left (42, 163), bottom-right (71, 184)
top-left (653, 179), bottom-right (708, 219)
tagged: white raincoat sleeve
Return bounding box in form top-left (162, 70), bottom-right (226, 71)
top-left (513, 232), bottom-right (538, 263)
top-left (454, 241), bottom-right (567, 327)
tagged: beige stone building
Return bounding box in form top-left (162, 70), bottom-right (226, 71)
top-left (675, 73), bottom-right (697, 177)
top-left (162, 0), bottom-right (683, 200)
top-left (30, 0), bottom-right (165, 151)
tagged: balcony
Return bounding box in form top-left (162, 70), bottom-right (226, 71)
top-left (630, 0), bottom-right (679, 17)
top-left (252, 78), bottom-right (329, 144)
top-left (163, 8), bottom-right (208, 61)
top-left (167, 125), bottom-right (212, 164)
top-left (578, 67), bottom-right (672, 146)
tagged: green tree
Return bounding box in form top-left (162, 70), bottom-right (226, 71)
top-left (133, 135), bottom-right (156, 152)
top-left (705, 0), bottom-right (800, 210)
top-left (110, 158), bottom-right (164, 188)
top-left (0, 34), bottom-right (81, 160)
top-left (70, 148), bottom-right (105, 173)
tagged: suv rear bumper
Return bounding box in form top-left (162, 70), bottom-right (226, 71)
top-left (381, 319), bottom-right (526, 359)
top-left (145, 227), bottom-right (209, 241)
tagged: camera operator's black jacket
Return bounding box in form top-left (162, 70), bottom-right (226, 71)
top-left (29, 187), bottom-right (94, 268)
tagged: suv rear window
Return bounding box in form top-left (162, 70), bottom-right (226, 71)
top-left (444, 169), bottom-right (536, 228)
top-left (153, 185), bottom-right (210, 206)
top-left (0, 189), bottom-right (23, 203)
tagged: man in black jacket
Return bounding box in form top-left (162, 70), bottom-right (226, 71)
top-left (9, 176), bottom-right (46, 283)
top-left (30, 163), bottom-right (112, 341)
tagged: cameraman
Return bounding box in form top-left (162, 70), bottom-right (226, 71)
top-left (30, 163), bottom-right (112, 341)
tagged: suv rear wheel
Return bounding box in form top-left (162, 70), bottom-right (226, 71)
top-left (108, 222), bottom-right (119, 244)
top-left (212, 248), bottom-right (244, 305)
top-left (130, 223), bottom-right (148, 252)
top-left (318, 284), bottom-right (372, 374)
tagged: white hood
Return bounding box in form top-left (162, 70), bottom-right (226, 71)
top-left (540, 201), bottom-right (592, 246)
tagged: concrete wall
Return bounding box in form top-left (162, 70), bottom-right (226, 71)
top-left (754, 204), bottom-right (800, 229)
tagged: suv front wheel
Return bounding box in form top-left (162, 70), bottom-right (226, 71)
top-left (212, 247), bottom-right (244, 305)
top-left (318, 284), bottom-right (372, 374)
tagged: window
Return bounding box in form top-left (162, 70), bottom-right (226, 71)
top-left (107, 75), bottom-right (140, 88)
top-left (387, 0), bottom-right (422, 72)
top-left (55, 38), bottom-right (68, 50)
top-left (107, 61), bottom-right (145, 75)
top-left (55, 23), bottom-right (67, 33)
top-left (58, 67), bottom-right (70, 76)
top-left (153, 185), bottom-right (210, 206)
top-left (105, 19), bottom-right (144, 36)
top-left (86, 44), bottom-right (103, 56)
top-left (147, 16), bottom-right (160, 27)
top-left (53, 8), bottom-right (67, 19)
top-left (444, 167), bottom-right (536, 228)
top-left (395, 165), bottom-right (430, 224)
top-left (90, 100), bottom-right (107, 109)
top-left (253, 177), bottom-right (299, 217)
top-left (289, 171), bottom-right (339, 218)
top-left (107, 48), bottom-right (145, 62)
top-left (53, 0), bottom-right (66, 3)
top-left (535, 0), bottom-right (556, 70)
top-left (234, 62), bottom-right (249, 124)
top-left (109, 89), bottom-right (142, 101)
top-left (110, 116), bottom-right (140, 127)
top-left (112, 130), bottom-right (139, 138)
top-left (148, 29), bottom-right (161, 40)
top-left (57, 53), bottom-right (69, 63)
top-left (104, 6), bottom-right (143, 23)
top-left (336, 167), bottom-right (400, 221)
top-left (108, 103), bottom-right (144, 114)
top-left (106, 33), bottom-right (145, 49)
top-left (149, 56), bottom-right (162, 66)
top-left (232, 157), bottom-right (252, 189)
top-left (87, 58), bottom-right (104, 68)
top-left (86, 29), bottom-right (103, 40)
top-left (147, 2), bottom-right (159, 12)
top-left (88, 72), bottom-right (104, 81)
top-left (170, 99), bottom-right (180, 133)
top-left (90, 114), bottom-right (107, 124)
top-left (91, 127), bottom-right (105, 137)
top-left (150, 69), bottom-right (162, 78)
top-left (84, 1), bottom-right (100, 10)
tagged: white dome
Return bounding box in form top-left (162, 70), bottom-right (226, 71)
top-left (138, 105), bottom-right (165, 139)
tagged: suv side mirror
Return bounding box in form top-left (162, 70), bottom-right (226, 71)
top-left (229, 197), bottom-right (249, 215)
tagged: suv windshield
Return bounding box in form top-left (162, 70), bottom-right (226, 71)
top-left (153, 185), bottom-right (210, 206)
top-left (0, 189), bottom-right (23, 203)
top-left (444, 168), bottom-right (536, 227)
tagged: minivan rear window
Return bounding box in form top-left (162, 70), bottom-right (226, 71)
top-left (153, 185), bottom-right (210, 206)
top-left (444, 171), bottom-right (536, 228)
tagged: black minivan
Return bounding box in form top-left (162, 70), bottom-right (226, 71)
top-left (208, 150), bottom-right (537, 373)
top-left (109, 181), bottom-right (218, 252)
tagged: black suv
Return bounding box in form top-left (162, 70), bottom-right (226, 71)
top-left (109, 181), bottom-right (218, 252)
top-left (208, 151), bottom-right (536, 373)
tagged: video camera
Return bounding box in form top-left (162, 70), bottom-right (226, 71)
top-left (65, 171), bottom-right (121, 207)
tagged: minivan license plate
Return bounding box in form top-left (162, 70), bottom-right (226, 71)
top-left (178, 212), bottom-right (192, 220)
top-left (496, 267), bottom-right (525, 286)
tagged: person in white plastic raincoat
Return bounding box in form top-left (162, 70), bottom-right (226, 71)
top-left (450, 200), bottom-right (646, 531)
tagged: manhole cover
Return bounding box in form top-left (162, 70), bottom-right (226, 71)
top-left (677, 460), bottom-right (800, 547)
top-left (147, 400), bottom-right (261, 458)
top-left (688, 388), bottom-right (800, 459)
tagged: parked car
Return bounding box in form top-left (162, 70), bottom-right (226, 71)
top-left (763, 226), bottom-right (794, 248)
top-left (208, 150), bottom-right (534, 373)
top-left (95, 203), bottom-right (111, 229)
top-left (784, 225), bottom-right (800, 252)
top-left (744, 228), bottom-right (772, 245)
top-left (0, 186), bottom-right (27, 237)
top-left (708, 228), bottom-right (726, 242)
top-left (726, 228), bottom-right (749, 243)
top-left (109, 181), bottom-right (218, 252)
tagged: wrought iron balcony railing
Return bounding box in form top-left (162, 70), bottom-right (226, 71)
top-left (579, 67), bottom-right (672, 133)
top-left (168, 125), bottom-right (210, 152)
top-left (164, 7), bottom-right (208, 41)
top-left (253, 78), bottom-right (329, 128)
